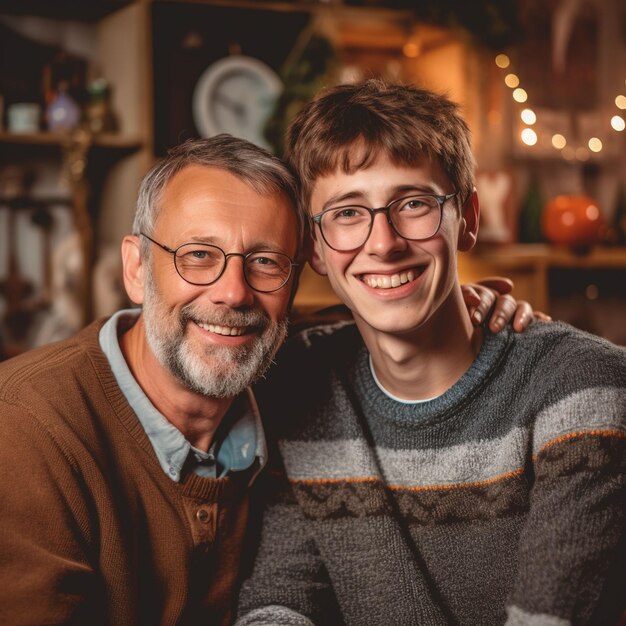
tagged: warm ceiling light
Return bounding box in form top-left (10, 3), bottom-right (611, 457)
top-left (513, 88), bottom-right (528, 103)
top-left (403, 41), bottom-right (420, 58)
top-left (520, 108), bottom-right (536, 124)
top-left (521, 128), bottom-right (537, 145)
top-left (495, 54), bottom-right (510, 68)
top-left (616, 95), bottom-right (626, 109)
top-left (585, 204), bottom-right (600, 221)
top-left (575, 147), bottom-right (590, 161)
top-left (588, 137), bottom-right (603, 152)
top-left (505, 73), bottom-right (520, 88)
top-left (611, 115), bottom-right (625, 131)
top-left (552, 134), bottom-right (567, 149)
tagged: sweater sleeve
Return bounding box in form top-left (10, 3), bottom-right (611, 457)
top-left (0, 401), bottom-right (99, 626)
top-left (505, 384), bottom-right (626, 625)
top-left (235, 474), bottom-right (343, 626)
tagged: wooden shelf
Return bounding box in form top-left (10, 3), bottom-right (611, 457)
top-left (459, 244), bottom-right (626, 314)
top-left (466, 243), bottom-right (626, 266)
top-left (0, 131), bottom-right (143, 151)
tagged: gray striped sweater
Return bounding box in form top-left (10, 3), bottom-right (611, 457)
top-left (238, 321), bottom-right (626, 626)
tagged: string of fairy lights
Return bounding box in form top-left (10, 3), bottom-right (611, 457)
top-left (495, 53), bottom-right (626, 162)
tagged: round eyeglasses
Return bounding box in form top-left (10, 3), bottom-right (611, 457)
top-left (140, 233), bottom-right (298, 293)
top-left (310, 191), bottom-right (459, 252)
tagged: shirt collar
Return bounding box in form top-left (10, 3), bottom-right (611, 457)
top-left (99, 309), bottom-right (267, 484)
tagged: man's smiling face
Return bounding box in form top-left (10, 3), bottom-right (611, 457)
top-left (139, 164), bottom-right (298, 398)
top-left (309, 152), bottom-right (478, 340)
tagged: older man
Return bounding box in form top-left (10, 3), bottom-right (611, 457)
top-left (0, 134), bottom-right (527, 625)
top-left (0, 136), bottom-right (302, 625)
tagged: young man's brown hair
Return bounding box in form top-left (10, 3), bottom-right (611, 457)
top-left (285, 78), bottom-right (476, 213)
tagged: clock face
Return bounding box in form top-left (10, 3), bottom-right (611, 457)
top-left (192, 56), bottom-right (283, 152)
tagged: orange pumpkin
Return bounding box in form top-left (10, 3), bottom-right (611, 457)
top-left (541, 194), bottom-right (604, 247)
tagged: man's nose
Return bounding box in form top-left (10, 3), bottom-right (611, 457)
top-left (208, 255), bottom-right (255, 308)
top-left (364, 211), bottom-right (408, 256)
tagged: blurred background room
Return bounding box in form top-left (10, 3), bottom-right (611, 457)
top-left (0, 0), bottom-right (625, 361)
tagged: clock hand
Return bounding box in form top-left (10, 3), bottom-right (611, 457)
top-left (214, 93), bottom-right (246, 119)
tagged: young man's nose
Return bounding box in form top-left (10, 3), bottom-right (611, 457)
top-left (364, 211), bottom-right (408, 256)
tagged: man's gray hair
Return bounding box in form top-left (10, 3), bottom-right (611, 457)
top-left (133, 134), bottom-right (304, 257)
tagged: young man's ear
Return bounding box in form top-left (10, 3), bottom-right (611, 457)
top-left (457, 189), bottom-right (480, 252)
top-left (308, 231), bottom-right (328, 276)
top-left (121, 235), bottom-right (146, 305)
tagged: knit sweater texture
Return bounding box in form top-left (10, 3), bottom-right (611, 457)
top-left (237, 321), bottom-right (626, 626)
top-left (0, 319), bottom-right (253, 626)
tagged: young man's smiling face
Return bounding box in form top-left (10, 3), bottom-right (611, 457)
top-left (308, 152), bottom-right (479, 340)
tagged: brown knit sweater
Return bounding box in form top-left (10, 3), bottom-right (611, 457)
top-left (0, 319), bottom-right (252, 625)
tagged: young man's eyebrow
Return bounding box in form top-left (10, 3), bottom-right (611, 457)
top-left (322, 184), bottom-right (440, 211)
top-left (322, 191), bottom-right (366, 211)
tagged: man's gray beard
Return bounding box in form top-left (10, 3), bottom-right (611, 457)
top-left (142, 279), bottom-right (288, 399)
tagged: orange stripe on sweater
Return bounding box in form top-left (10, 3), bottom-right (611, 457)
top-left (533, 429), bottom-right (626, 460)
top-left (289, 430), bottom-right (626, 491)
top-left (291, 468), bottom-right (525, 492)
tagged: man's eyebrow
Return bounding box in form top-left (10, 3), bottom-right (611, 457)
top-left (185, 236), bottom-right (291, 253)
top-left (321, 184), bottom-right (439, 211)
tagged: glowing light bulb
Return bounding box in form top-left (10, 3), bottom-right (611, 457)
top-left (495, 54), bottom-right (510, 68)
top-left (585, 204), bottom-right (600, 221)
top-left (588, 137), bottom-right (603, 152)
top-left (616, 95), bottom-right (626, 109)
top-left (575, 147), bottom-right (590, 161)
top-left (505, 73), bottom-right (520, 88)
top-left (611, 115), bottom-right (625, 131)
top-left (520, 108), bottom-right (536, 124)
top-left (513, 88), bottom-right (528, 103)
top-left (521, 128), bottom-right (537, 145)
top-left (403, 42), bottom-right (420, 58)
top-left (552, 134), bottom-right (567, 149)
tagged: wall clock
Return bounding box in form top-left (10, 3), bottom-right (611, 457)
top-left (192, 55), bottom-right (283, 152)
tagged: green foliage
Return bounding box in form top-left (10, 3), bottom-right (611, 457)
top-left (264, 33), bottom-right (338, 157)
top-left (518, 173), bottom-right (545, 243)
top-left (346, 0), bottom-right (523, 50)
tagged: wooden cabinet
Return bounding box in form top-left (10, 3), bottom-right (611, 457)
top-left (459, 245), bottom-right (626, 343)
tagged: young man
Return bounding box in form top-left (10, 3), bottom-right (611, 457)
top-left (0, 134), bottom-right (523, 625)
top-left (236, 81), bottom-right (626, 625)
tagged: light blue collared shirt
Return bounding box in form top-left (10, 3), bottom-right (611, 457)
top-left (99, 309), bottom-right (267, 483)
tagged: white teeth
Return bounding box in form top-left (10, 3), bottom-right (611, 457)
top-left (364, 269), bottom-right (419, 290)
top-left (197, 322), bottom-right (247, 336)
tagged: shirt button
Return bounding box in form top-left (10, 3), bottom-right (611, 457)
top-left (196, 508), bottom-right (212, 523)
top-left (168, 467), bottom-right (177, 477)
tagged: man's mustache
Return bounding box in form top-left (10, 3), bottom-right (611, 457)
top-left (180, 305), bottom-right (271, 332)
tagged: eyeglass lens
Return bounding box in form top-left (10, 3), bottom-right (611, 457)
top-left (174, 243), bottom-right (293, 292)
top-left (318, 195), bottom-right (442, 251)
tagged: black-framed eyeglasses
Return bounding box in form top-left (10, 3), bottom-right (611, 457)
top-left (140, 232), bottom-right (298, 293)
top-left (310, 191), bottom-right (460, 252)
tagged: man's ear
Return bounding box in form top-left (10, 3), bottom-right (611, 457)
top-left (457, 189), bottom-right (480, 252)
top-left (121, 235), bottom-right (145, 305)
top-left (309, 232), bottom-right (328, 276)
